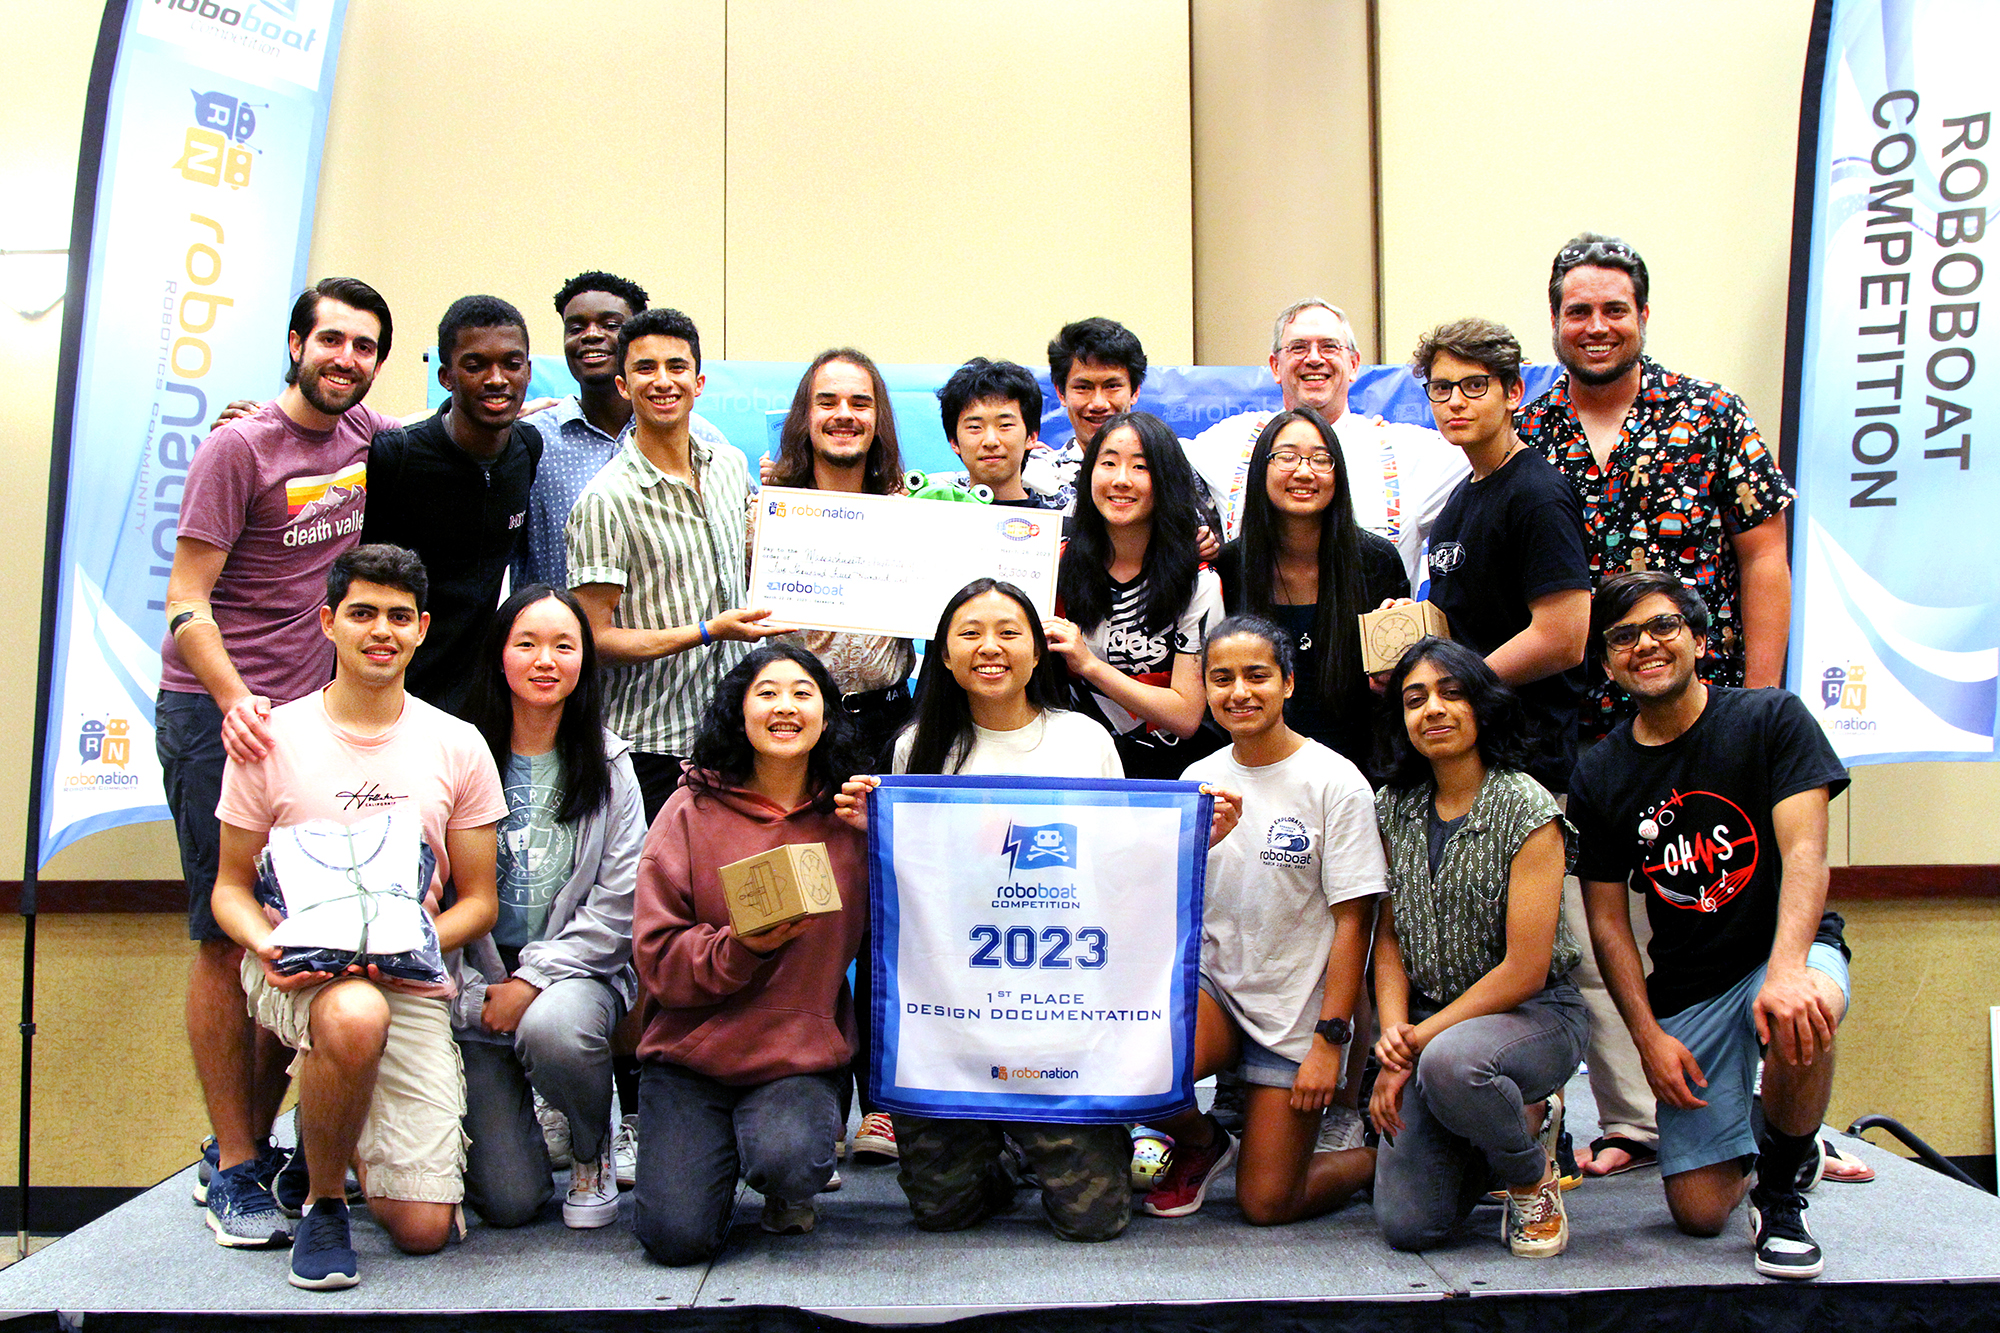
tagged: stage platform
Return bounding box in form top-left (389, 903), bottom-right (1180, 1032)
top-left (3, 1079), bottom-right (1997, 1332)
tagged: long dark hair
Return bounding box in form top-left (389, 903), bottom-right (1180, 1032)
top-left (902, 579), bottom-right (1067, 776)
top-left (1378, 638), bottom-right (1537, 790)
top-left (771, 348), bottom-right (905, 495)
top-left (465, 585), bottom-right (613, 826)
top-left (1056, 410), bottom-right (1202, 637)
top-left (1236, 407), bottom-right (1367, 717)
top-left (684, 643), bottom-right (865, 813)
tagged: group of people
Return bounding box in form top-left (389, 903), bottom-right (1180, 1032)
top-left (159, 232), bottom-right (1856, 1293)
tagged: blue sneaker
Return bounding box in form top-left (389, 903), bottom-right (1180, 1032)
top-left (193, 1138), bottom-right (285, 1205)
top-left (289, 1198), bottom-right (359, 1290)
top-left (204, 1159), bottom-right (292, 1248)
top-left (273, 1146), bottom-right (310, 1219)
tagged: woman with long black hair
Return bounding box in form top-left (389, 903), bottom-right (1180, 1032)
top-left (1217, 407), bottom-right (1408, 777)
top-left (1044, 410), bottom-right (1225, 779)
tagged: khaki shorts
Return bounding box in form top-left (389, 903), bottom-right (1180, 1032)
top-left (242, 955), bottom-right (467, 1204)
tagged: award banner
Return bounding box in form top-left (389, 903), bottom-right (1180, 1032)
top-left (1786, 0), bottom-right (1999, 764)
top-left (36, 0), bottom-right (350, 866)
top-left (866, 776), bottom-right (1209, 1125)
top-left (749, 487), bottom-right (1062, 638)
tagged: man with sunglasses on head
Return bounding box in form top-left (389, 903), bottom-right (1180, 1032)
top-left (1567, 570), bottom-right (1849, 1282)
top-left (1410, 318), bottom-right (1591, 794)
top-left (1185, 299), bottom-right (1468, 587)
top-left (1519, 233), bottom-right (1797, 1179)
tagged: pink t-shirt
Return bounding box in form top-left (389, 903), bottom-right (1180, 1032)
top-left (160, 399), bottom-right (397, 704)
top-left (217, 689), bottom-right (506, 901)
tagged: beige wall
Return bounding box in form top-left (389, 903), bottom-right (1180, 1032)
top-left (0, 0), bottom-right (1995, 1192)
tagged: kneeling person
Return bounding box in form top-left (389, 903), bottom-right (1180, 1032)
top-left (209, 546), bottom-right (504, 1290)
top-left (1569, 571), bottom-right (1851, 1281)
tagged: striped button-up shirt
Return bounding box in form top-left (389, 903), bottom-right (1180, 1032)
top-left (1375, 768), bottom-right (1581, 1003)
top-left (566, 435), bottom-right (751, 756)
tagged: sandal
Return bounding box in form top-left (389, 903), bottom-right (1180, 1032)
top-left (1584, 1134), bottom-right (1658, 1176)
top-left (1818, 1139), bottom-right (1876, 1184)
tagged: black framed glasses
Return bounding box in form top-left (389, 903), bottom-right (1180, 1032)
top-left (1423, 374), bottom-right (1493, 403)
top-left (1556, 239), bottom-right (1637, 268)
top-left (1603, 612), bottom-right (1688, 652)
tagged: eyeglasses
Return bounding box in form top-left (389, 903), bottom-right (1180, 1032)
top-left (1269, 449), bottom-right (1336, 475)
top-left (1423, 374), bottom-right (1493, 403)
top-left (1279, 338), bottom-right (1350, 361)
top-left (1603, 612), bottom-right (1688, 652)
top-left (1555, 239), bottom-right (1639, 269)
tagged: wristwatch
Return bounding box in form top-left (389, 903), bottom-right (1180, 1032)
top-left (1314, 1016), bottom-right (1353, 1047)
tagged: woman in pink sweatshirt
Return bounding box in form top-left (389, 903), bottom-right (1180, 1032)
top-left (629, 643), bottom-right (870, 1264)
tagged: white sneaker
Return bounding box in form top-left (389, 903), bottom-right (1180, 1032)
top-left (536, 1093), bottom-right (572, 1170)
top-left (563, 1141), bottom-right (619, 1229)
top-left (1316, 1103), bottom-right (1367, 1152)
top-left (613, 1114), bottom-right (638, 1188)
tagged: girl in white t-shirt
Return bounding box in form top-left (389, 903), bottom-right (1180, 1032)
top-left (1141, 615), bottom-right (1384, 1224)
top-left (1044, 411), bottom-right (1225, 780)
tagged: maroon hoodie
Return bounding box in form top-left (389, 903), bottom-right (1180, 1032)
top-left (633, 777), bottom-right (868, 1085)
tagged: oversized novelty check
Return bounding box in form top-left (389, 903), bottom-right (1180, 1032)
top-left (749, 488), bottom-right (1062, 639)
top-left (867, 776), bottom-right (1209, 1124)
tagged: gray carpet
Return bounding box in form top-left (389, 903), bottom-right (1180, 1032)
top-left (2, 1076), bottom-right (1994, 1322)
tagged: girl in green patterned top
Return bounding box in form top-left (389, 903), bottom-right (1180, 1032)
top-left (1368, 638), bottom-right (1586, 1259)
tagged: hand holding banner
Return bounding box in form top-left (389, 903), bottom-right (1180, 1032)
top-left (866, 776), bottom-right (1208, 1125)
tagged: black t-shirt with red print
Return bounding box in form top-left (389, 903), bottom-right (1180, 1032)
top-left (1567, 687), bottom-right (1849, 1019)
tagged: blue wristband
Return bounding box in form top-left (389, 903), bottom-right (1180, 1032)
top-left (698, 619), bottom-right (712, 646)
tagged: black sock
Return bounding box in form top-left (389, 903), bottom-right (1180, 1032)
top-left (1758, 1124), bottom-right (1816, 1193)
top-left (613, 1055), bottom-right (640, 1121)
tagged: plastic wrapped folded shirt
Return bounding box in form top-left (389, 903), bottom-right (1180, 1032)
top-left (254, 811), bottom-right (450, 995)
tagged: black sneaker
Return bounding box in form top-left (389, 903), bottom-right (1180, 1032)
top-left (1748, 1185), bottom-right (1823, 1280)
top-left (289, 1198), bottom-right (359, 1291)
top-left (1210, 1072), bottom-right (1247, 1133)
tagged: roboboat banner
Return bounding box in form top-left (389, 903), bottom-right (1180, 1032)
top-left (36, 0), bottom-right (349, 865)
top-left (866, 776), bottom-right (1208, 1124)
top-left (1786, 0), bottom-right (2000, 764)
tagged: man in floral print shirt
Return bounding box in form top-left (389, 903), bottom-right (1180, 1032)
top-left (1519, 233), bottom-right (1794, 737)
top-left (1517, 233), bottom-right (1796, 1181)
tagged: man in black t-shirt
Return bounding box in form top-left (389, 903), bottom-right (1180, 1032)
top-left (1411, 318), bottom-right (1590, 791)
top-left (1568, 570), bottom-right (1851, 1281)
top-left (362, 295), bottom-right (541, 715)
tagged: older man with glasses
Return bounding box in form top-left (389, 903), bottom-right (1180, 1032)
top-left (1184, 298), bottom-right (1468, 588)
top-left (1518, 233), bottom-right (1798, 1179)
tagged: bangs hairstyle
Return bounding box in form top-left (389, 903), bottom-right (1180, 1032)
top-left (1048, 318), bottom-right (1148, 391)
top-left (1379, 638), bottom-right (1538, 790)
top-left (1409, 317), bottom-right (1524, 393)
top-left (553, 270), bottom-right (648, 317)
top-left (1200, 613), bottom-right (1296, 679)
top-left (1588, 569), bottom-right (1709, 671)
top-left (902, 579), bottom-right (1066, 776)
top-left (1235, 407), bottom-right (1366, 712)
top-left (772, 348), bottom-right (906, 495)
top-left (1057, 411), bottom-right (1202, 639)
top-left (287, 277), bottom-right (392, 384)
top-left (937, 357), bottom-right (1042, 441)
top-left (464, 586), bottom-right (613, 826)
top-left (616, 306), bottom-right (702, 374)
top-left (684, 643), bottom-right (865, 812)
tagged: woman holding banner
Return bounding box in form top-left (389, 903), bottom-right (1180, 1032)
top-left (1138, 615), bottom-right (1384, 1224)
top-left (1367, 639), bottom-right (1586, 1259)
top-left (1215, 408), bottom-right (1408, 780)
top-left (1043, 411), bottom-right (1226, 780)
top-left (629, 643), bottom-right (870, 1264)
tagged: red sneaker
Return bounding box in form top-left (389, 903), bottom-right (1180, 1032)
top-left (1141, 1121), bottom-right (1237, 1217)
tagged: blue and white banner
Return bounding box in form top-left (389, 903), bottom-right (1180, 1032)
top-left (37, 0), bottom-right (348, 865)
top-left (1788, 0), bottom-right (1998, 764)
top-left (866, 776), bottom-right (1209, 1124)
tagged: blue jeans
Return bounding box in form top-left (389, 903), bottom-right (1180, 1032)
top-left (459, 977), bottom-right (623, 1226)
top-left (631, 1062), bottom-right (843, 1266)
top-left (1373, 980), bottom-right (1587, 1252)
top-left (157, 689), bottom-right (226, 941)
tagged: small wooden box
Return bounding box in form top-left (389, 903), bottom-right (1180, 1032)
top-left (1358, 601), bottom-right (1452, 674)
top-left (719, 842), bottom-right (843, 936)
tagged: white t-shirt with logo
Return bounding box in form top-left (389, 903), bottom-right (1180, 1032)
top-left (1182, 410), bottom-right (1469, 590)
top-left (1180, 737), bottom-right (1386, 1064)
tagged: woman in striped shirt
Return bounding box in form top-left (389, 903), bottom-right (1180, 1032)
top-left (1368, 638), bottom-right (1586, 1259)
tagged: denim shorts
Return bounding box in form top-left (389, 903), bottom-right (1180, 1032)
top-left (1199, 973), bottom-right (1301, 1089)
top-left (1656, 942), bottom-right (1852, 1177)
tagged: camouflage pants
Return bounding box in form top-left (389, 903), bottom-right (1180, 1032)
top-left (891, 1114), bottom-right (1131, 1241)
